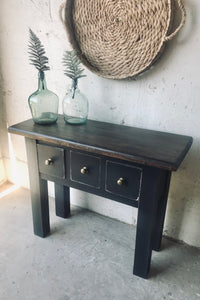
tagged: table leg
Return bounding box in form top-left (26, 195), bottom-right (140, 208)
top-left (25, 138), bottom-right (50, 238)
top-left (152, 171), bottom-right (171, 251)
top-left (133, 167), bottom-right (163, 278)
top-left (55, 184), bottom-right (70, 218)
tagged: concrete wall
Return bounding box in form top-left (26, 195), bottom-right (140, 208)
top-left (0, 0), bottom-right (199, 247)
top-left (0, 145), bottom-right (6, 184)
top-left (0, 72), bottom-right (6, 184)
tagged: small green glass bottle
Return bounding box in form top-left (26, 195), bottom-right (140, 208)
top-left (63, 82), bottom-right (89, 125)
top-left (62, 50), bottom-right (88, 125)
top-left (28, 71), bottom-right (59, 125)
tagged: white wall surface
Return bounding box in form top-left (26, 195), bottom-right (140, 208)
top-left (0, 0), bottom-right (199, 247)
top-left (0, 147), bottom-right (6, 184)
top-left (0, 77), bottom-right (6, 184)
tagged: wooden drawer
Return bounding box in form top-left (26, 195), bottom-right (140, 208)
top-left (70, 151), bottom-right (101, 188)
top-left (37, 144), bottom-right (65, 179)
top-left (105, 161), bottom-right (142, 200)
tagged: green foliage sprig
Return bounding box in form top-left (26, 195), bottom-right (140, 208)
top-left (62, 50), bottom-right (86, 98)
top-left (28, 29), bottom-right (50, 79)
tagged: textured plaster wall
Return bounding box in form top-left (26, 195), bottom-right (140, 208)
top-left (0, 71), bottom-right (6, 184)
top-left (0, 141), bottom-right (6, 184)
top-left (0, 0), bottom-right (199, 247)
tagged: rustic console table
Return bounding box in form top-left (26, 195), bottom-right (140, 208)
top-left (8, 116), bottom-right (192, 278)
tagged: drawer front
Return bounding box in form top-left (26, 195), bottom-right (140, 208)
top-left (37, 144), bottom-right (65, 179)
top-left (70, 151), bottom-right (101, 188)
top-left (105, 161), bottom-right (142, 200)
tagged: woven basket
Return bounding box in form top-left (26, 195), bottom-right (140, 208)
top-left (60, 0), bottom-right (186, 79)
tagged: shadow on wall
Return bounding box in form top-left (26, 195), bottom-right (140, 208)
top-left (164, 138), bottom-right (200, 245)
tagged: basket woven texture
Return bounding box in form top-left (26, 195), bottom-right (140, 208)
top-left (62, 0), bottom-right (186, 79)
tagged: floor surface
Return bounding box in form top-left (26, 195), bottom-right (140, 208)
top-left (0, 186), bottom-right (200, 300)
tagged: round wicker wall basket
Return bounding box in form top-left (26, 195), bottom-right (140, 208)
top-left (60, 0), bottom-right (186, 79)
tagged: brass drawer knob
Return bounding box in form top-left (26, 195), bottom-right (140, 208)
top-left (117, 177), bottom-right (125, 186)
top-left (80, 166), bottom-right (88, 174)
top-left (45, 158), bottom-right (53, 166)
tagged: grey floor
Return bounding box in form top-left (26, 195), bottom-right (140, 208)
top-left (0, 186), bottom-right (200, 300)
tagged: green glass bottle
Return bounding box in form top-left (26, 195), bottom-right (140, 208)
top-left (62, 50), bottom-right (88, 125)
top-left (28, 71), bottom-right (59, 125)
top-left (63, 82), bottom-right (89, 125)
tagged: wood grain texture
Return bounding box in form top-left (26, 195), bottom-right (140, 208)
top-left (8, 116), bottom-right (193, 171)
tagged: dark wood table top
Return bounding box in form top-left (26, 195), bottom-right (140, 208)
top-left (8, 115), bottom-right (193, 171)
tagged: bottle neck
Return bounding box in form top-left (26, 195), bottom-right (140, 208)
top-left (71, 79), bottom-right (78, 99)
top-left (38, 71), bottom-right (47, 91)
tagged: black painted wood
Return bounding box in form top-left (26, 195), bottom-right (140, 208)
top-left (70, 150), bottom-right (101, 188)
top-left (105, 160), bottom-right (142, 200)
top-left (8, 115), bottom-right (193, 171)
top-left (37, 144), bottom-right (65, 179)
top-left (40, 152), bottom-right (139, 208)
top-left (55, 184), bottom-right (70, 218)
top-left (25, 138), bottom-right (50, 237)
top-left (66, 149), bottom-right (140, 207)
top-left (8, 118), bottom-right (193, 279)
top-left (133, 166), bottom-right (164, 279)
top-left (152, 171), bottom-right (171, 251)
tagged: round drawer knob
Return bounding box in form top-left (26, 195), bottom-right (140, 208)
top-left (117, 177), bottom-right (125, 186)
top-left (80, 167), bottom-right (88, 174)
top-left (45, 158), bottom-right (53, 166)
